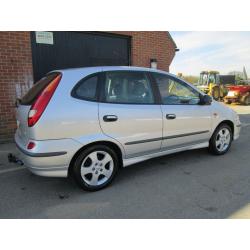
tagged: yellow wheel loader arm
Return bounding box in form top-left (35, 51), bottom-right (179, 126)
top-left (208, 83), bottom-right (213, 95)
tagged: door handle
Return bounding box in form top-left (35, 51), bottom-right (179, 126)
top-left (166, 114), bottom-right (176, 120)
top-left (103, 115), bottom-right (118, 122)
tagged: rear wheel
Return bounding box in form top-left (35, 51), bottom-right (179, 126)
top-left (243, 95), bottom-right (250, 105)
top-left (72, 145), bottom-right (119, 191)
top-left (209, 124), bottom-right (232, 155)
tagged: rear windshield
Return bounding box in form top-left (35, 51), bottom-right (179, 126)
top-left (20, 72), bottom-right (61, 105)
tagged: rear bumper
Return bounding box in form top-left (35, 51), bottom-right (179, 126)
top-left (14, 132), bottom-right (82, 177)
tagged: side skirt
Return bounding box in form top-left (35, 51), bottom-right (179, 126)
top-left (123, 141), bottom-right (209, 167)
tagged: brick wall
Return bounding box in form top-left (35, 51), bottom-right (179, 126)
top-left (0, 31), bottom-right (176, 142)
top-left (0, 32), bottom-right (33, 141)
top-left (114, 31), bottom-right (176, 71)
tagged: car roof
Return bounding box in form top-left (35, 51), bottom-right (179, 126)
top-left (53, 66), bottom-right (171, 76)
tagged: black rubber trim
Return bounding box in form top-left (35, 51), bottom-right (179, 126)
top-left (162, 130), bottom-right (209, 140)
top-left (125, 137), bottom-right (162, 145)
top-left (16, 143), bottom-right (67, 157)
top-left (125, 130), bottom-right (209, 145)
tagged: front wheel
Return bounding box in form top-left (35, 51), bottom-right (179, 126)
top-left (72, 145), bottom-right (119, 191)
top-left (209, 124), bottom-right (232, 155)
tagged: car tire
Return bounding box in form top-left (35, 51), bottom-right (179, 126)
top-left (243, 94), bottom-right (250, 105)
top-left (72, 145), bottom-right (119, 191)
top-left (209, 124), bottom-right (233, 155)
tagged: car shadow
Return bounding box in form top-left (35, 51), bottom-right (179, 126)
top-left (116, 147), bottom-right (209, 183)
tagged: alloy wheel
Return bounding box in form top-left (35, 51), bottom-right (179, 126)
top-left (80, 151), bottom-right (114, 186)
top-left (215, 128), bottom-right (231, 152)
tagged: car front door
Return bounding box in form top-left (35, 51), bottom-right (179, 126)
top-left (98, 70), bottom-right (163, 158)
top-left (151, 72), bottom-right (212, 150)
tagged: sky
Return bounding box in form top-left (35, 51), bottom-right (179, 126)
top-left (169, 31), bottom-right (250, 77)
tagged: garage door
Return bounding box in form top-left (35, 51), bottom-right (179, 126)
top-left (31, 31), bottom-right (131, 81)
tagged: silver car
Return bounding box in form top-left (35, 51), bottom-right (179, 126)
top-left (15, 66), bottom-right (241, 191)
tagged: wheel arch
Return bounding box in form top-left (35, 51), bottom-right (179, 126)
top-left (215, 120), bottom-right (234, 138)
top-left (68, 140), bottom-right (124, 177)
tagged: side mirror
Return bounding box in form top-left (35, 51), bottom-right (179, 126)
top-left (199, 94), bottom-right (212, 105)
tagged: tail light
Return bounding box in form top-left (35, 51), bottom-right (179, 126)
top-left (28, 74), bottom-right (62, 127)
top-left (27, 141), bottom-right (36, 150)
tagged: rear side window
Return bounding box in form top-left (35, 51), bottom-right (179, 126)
top-left (20, 72), bottom-right (61, 105)
top-left (103, 71), bottom-right (154, 104)
top-left (72, 75), bottom-right (98, 101)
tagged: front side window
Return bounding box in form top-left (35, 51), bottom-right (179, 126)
top-left (73, 75), bottom-right (98, 100)
top-left (103, 71), bottom-right (154, 104)
top-left (152, 73), bottom-right (200, 105)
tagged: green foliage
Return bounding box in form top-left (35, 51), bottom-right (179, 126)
top-left (182, 75), bottom-right (199, 84)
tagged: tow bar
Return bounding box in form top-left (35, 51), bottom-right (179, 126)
top-left (8, 153), bottom-right (24, 166)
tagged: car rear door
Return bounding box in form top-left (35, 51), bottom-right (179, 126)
top-left (151, 72), bottom-right (212, 150)
top-left (98, 70), bottom-right (163, 158)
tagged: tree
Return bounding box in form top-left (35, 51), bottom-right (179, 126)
top-left (182, 75), bottom-right (199, 84)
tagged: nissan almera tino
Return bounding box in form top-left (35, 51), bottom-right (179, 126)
top-left (15, 66), bottom-right (241, 191)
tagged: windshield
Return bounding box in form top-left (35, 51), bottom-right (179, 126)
top-left (208, 74), bottom-right (216, 84)
top-left (198, 73), bottom-right (208, 86)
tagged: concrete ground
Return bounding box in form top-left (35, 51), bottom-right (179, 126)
top-left (0, 104), bottom-right (250, 218)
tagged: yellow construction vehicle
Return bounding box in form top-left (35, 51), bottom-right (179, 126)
top-left (196, 71), bottom-right (232, 100)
